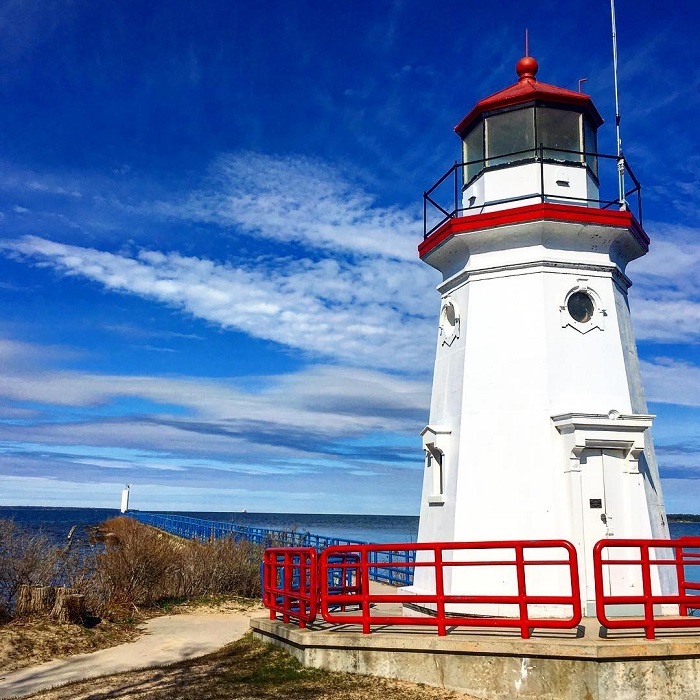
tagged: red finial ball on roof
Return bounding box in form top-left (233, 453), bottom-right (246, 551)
top-left (516, 56), bottom-right (538, 82)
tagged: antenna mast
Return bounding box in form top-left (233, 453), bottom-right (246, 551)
top-left (610, 0), bottom-right (626, 209)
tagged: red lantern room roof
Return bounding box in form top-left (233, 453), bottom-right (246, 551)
top-left (454, 56), bottom-right (604, 138)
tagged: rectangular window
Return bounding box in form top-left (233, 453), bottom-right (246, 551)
top-left (463, 123), bottom-right (484, 183)
top-left (583, 117), bottom-right (598, 177)
top-left (432, 451), bottom-right (444, 496)
top-left (426, 448), bottom-right (445, 501)
top-left (537, 107), bottom-right (582, 162)
top-left (485, 108), bottom-right (535, 167)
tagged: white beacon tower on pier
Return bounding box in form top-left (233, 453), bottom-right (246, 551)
top-left (120, 484), bottom-right (130, 514)
top-left (412, 56), bottom-right (671, 616)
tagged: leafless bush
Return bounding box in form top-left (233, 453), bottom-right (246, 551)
top-left (0, 519), bottom-right (61, 617)
top-left (94, 518), bottom-right (262, 617)
top-left (58, 546), bottom-right (100, 605)
top-left (176, 537), bottom-right (262, 599)
top-left (1, 517), bottom-right (263, 621)
top-left (95, 517), bottom-right (180, 613)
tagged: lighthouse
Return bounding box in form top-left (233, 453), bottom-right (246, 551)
top-left (411, 56), bottom-right (673, 616)
top-left (120, 484), bottom-right (130, 514)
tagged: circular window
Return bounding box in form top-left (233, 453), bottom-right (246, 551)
top-left (567, 291), bottom-right (595, 323)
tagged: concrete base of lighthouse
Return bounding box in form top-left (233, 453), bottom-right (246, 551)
top-left (252, 614), bottom-right (700, 700)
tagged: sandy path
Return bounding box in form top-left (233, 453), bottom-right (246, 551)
top-left (0, 611), bottom-right (256, 699)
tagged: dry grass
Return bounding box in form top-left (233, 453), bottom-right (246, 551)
top-left (0, 616), bottom-right (140, 674)
top-left (0, 520), bottom-right (62, 618)
top-left (93, 517), bottom-right (263, 617)
top-left (0, 516), bottom-right (263, 623)
top-left (25, 633), bottom-right (478, 700)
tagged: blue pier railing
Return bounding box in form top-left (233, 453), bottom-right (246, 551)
top-left (129, 511), bottom-right (415, 586)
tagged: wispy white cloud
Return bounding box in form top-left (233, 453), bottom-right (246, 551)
top-left (629, 222), bottom-right (700, 343)
top-left (0, 153), bottom-right (440, 507)
top-left (24, 180), bottom-right (82, 198)
top-left (0, 469), bottom-right (420, 513)
top-left (0, 165), bottom-right (84, 200)
top-left (0, 332), bottom-right (428, 512)
top-left (0, 155), bottom-right (442, 371)
top-left (2, 235), bottom-right (437, 370)
top-left (631, 299), bottom-right (700, 344)
top-left (100, 323), bottom-right (204, 341)
top-left (641, 358), bottom-right (700, 407)
top-left (154, 152), bottom-right (421, 261)
top-left (0, 336), bottom-right (430, 450)
top-left (0, 337), bottom-right (82, 369)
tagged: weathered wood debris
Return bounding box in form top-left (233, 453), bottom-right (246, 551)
top-left (15, 584), bottom-right (85, 623)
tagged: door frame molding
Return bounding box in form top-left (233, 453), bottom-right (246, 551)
top-left (552, 411), bottom-right (653, 474)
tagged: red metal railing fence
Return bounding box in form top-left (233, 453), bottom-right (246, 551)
top-left (594, 536), bottom-right (700, 639)
top-left (262, 547), bottom-right (317, 629)
top-left (263, 539), bottom-right (581, 639)
top-left (263, 537), bottom-right (700, 640)
top-left (677, 536), bottom-right (700, 616)
top-left (319, 540), bottom-right (581, 639)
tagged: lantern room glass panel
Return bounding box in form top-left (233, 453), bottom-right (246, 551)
top-left (463, 122), bottom-right (484, 184)
top-left (583, 117), bottom-right (598, 177)
top-left (485, 108), bottom-right (535, 166)
top-left (537, 107), bottom-right (582, 162)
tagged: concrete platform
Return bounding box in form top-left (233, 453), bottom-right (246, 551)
top-left (251, 607), bottom-right (700, 700)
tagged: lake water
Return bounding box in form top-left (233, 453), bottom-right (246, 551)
top-left (2, 506), bottom-right (699, 545)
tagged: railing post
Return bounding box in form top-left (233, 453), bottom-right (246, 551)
top-left (453, 161), bottom-right (459, 218)
top-left (676, 541), bottom-right (688, 617)
top-left (640, 544), bottom-right (655, 640)
top-left (361, 548), bottom-right (372, 634)
top-left (638, 185), bottom-right (643, 224)
top-left (266, 554), bottom-right (276, 620)
top-left (539, 143), bottom-right (545, 204)
top-left (617, 155), bottom-right (627, 211)
top-left (282, 551), bottom-right (292, 624)
top-left (515, 544), bottom-right (531, 639)
top-left (434, 545), bottom-right (446, 637)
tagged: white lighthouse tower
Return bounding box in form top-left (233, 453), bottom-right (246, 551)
top-left (412, 56), bottom-right (672, 616)
top-left (120, 484), bottom-right (130, 514)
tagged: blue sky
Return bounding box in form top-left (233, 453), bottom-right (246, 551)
top-left (0, 0), bottom-right (698, 514)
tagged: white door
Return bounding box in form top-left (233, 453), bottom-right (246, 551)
top-left (580, 448), bottom-right (622, 609)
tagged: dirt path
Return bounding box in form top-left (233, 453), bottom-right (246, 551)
top-left (0, 610), bottom-right (259, 699)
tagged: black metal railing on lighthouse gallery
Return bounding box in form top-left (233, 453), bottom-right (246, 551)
top-left (423, 145), bottom-right (642, 239)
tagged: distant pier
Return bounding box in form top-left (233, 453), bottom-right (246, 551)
top-left (128, 511), bottom-right (415, 586)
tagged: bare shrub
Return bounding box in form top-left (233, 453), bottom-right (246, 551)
top-left (95, 517), bottom-right (179, 614)
top-left (1, 516), bottom-right (263, 622)
top-left (176, 537), bottom-right (262, 599)
top-left (94, 518), bottom-right (262, 617)
top-left (0, 519), bottom-right (60, 617)
top-left (57, 546), bottom-right (102, 613)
